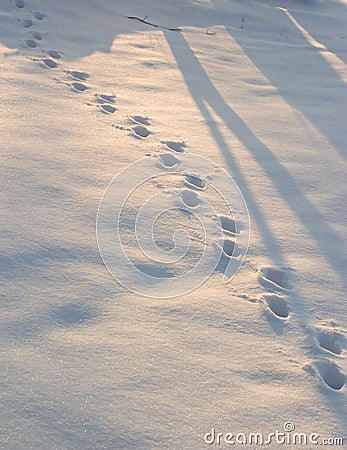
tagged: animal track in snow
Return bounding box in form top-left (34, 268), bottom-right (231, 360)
top-left (22, 18), bottom-right (33, 28)
top-left (161, 140), bottom-right (186, 153)
top-left (181, 190), bottom-right (200, 208)
top-left (31, 31), bottom-right (42, 40)
top-left (14, 0), bottom-right (24, 8)
top-left (96, 94), bottom-right (116, 113)
top-left (222, 239), bottom-right (240, 258)
top-left (184, 174), bottom-right (206, 190)
top-left (159, 153), bottom-right (181, 168)
top-left (316, 328), bottom-right (345, 355)
top-left (258, 267), bottom-right (292, 291)
top-left (314, 360), bottom-right (345, 390)
top-left (71, 82), bottom-right (88, 92)
top-left (131, 125), bottom-right (151, 139)
top-left (46, 50), bottom-right (61, 59)
top-left (43, 58), bottom-right (58, 68)
top-left (97, 94), bottom-right (115, 104)
top-left (131, 115), bottom-right (151, 126)
top-left (100, 104), bottom-right (116, 114)
top-left (24, 39), bottom-right (37, 48)
top-left (218, 215), bottom-right (238, 235)
top-left (262, 293), bottom-right (290, 318)
top-left (33, 11), bottom-right (44, 20)
top-left (68, 70), bottom-right (89, 81)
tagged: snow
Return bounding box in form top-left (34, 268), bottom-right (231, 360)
top-left (1, 0), bottom-right (346, 448)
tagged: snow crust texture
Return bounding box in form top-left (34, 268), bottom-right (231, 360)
top-left (1, 0), bottom-right (346, 448)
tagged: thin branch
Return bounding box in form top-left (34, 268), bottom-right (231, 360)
top-left (126, 16), bottom-right (181, 32)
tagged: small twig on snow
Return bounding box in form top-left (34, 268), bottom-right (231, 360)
top-left (126, 16), bottom-right (181, 32)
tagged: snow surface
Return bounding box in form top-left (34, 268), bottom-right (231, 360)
top-left (1, 0), bottom-right (346, 448)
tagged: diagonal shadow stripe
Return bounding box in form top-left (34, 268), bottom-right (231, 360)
top-left (165, 30), bottom-right (346, 289)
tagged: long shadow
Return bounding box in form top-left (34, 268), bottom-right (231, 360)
top-left (214, 0), bottom-right (347, 161)
top-left (165, 28), bottom-right (347, 426)
top-left (164, 31), bottom-right (346, 289)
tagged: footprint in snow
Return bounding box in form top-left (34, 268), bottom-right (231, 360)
top-left (131, 125), bottom-right (151, 139)
top-left (97, 94), bottom-right (116, 104)
top-left (71, 82), bottom-right (88, 92)
top-left (315, 327), bottom-right (345, 355)
top-left (184, 174), bottom-right (206, 191)
top-left (161, 140), bottom-right (186, 153)
top-left (131, 115), bottom-right (151, 126)
top-left (24, 39), bottom-right (37, 48)
top-left (258, 266), bottom-right (292, 291)
top-left (67, 70), bottom-right (89, 81)
top-left (95, 94), bottom-right (116, 113)
top-left (43, 58), bottom-right (58, 68)
top-left (258, 292), bottom-right (291, 336)
top-left (14, 0), bottom-right (24, 8)
top-left (181, 190), bottom-right (200, 208)
top-left (100, 104), bottom-right (116, 114)
top-left (262, 293), bottom-right (290, 318)
top-left (21, 18), bottom-right (33, 28)
top-left (222, 239), bottom-right (241, 258)
top-left (46, 50), bottom-right (61, 59)
top-left (304, 360), bottom-right (346, 391)
top-left (159, 153), bottom-right (181, 168)
top-left (31, 31), bottom-right (42, 40)
top-left (32, 11), bottom-right (45, 20)
top-left (215, 239), bottom-right (241, 276)
top-left (218, 215), bottom-right (239, 235)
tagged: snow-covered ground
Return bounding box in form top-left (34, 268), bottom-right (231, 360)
top-left (1, 0), bottom-right (346, 448)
